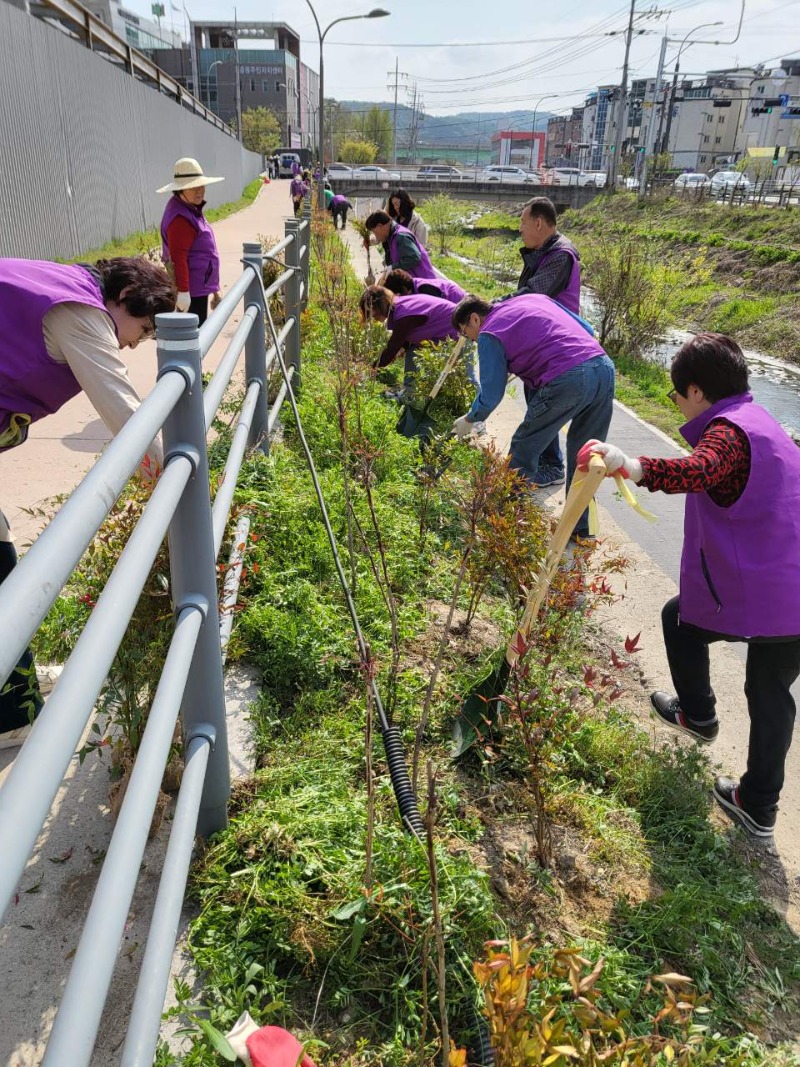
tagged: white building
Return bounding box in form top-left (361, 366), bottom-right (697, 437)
top-left (83, 0), bottom-right (183, 50)
top-left (738, 58), bottom-right (800, 163)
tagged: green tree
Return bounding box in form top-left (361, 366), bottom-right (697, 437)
top-left (339, 138), bottom-right (378, 165)
top-left (239, 107), bottom-right (282, 156)
top-left (423, 193), bottom-right (462, 254)
top-left (353, 106), bottom-right (392, 161)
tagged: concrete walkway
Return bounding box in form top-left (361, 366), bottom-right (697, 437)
top-left (0, 179), bottom-right (293, 1066)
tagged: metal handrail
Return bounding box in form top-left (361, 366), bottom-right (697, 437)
top-left (0, 221), bottom-right (310, 1066)
top-left (31, 0), bottom-right (235, 135)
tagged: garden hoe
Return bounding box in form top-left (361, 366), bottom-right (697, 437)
top-left (452, 453), bottom-right (608, 757)
top-left (396, 336), bottom-right (467, 441)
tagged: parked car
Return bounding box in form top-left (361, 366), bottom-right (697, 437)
top-left (710, 170), bottom-right (751, 195)
top-left (326, 162), bottom-right (353, 178)
top-left (277, 152), bottom-right (302, 179)
top-left (479, 165), bottom-right (537, 183)
top-left (586, 171), bottom-right (607, 188)
top-left (547, 167), bottom-right (594, 187)
top-left (416, 165), bottom-right (465, 180)
top-left (674, 172), bottom-right (712, 193)
top-left (350, 165), bottom-right (401, 182)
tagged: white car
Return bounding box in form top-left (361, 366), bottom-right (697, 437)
top-left (326, 162), bottom-right (353, 178)
top-left (548, 167), bottom-right (594, 187)
top-left (674, 172), bottom-right (711, 193)
top-left (350, 166), bottom-right (401, 182)
top-left (710, 170), bottom-right (751, 194)
top-left (416, 165), bottom-right (465, 181)
top-left (479, 165), bottom-right (538, 183)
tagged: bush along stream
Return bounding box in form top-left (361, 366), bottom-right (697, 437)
top-left (33, 219), bottom-right (800, 1065)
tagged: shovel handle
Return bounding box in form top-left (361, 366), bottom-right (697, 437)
top-left (427, 336), bottom-right (467, 402)
top-left (507, 453), bottom-right (608, 666)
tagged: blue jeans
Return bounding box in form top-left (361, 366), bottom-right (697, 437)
top-left (510, 354), bottom-right (615, 537)
top-left (524, 382), bottom-right (563, 471)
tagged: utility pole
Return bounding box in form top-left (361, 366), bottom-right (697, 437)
top-left (608, 0), bottom-right (636, 190)
top-left (387, 59), bottom-right (407, 166)
top-left (233, 7), bottom-right (242, 142)
top-left (638, 33), bottom-right (668, 195)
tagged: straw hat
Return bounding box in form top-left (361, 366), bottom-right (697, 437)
top-left (157, 157), bottom-right (225, 193)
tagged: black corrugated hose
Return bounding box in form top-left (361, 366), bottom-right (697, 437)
top-left (258, 272), bottom-right (424, 838)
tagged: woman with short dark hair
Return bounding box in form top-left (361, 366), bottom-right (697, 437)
top-left (585, 332), bottom-right (800, 838)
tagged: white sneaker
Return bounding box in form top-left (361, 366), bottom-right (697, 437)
top-left (36, 664), bottom-right (63, 696)
top-left (0, 722), bottom-right (33, 750)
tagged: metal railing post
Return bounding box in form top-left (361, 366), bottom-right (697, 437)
top-left (242, 241), bottom-right (269, 453)
top-left (156, 312), bottom-right (230, 837)
top-left (299, 219), bottom-right (310, 312)
top-left (284, 218), bottom-right (302, 387)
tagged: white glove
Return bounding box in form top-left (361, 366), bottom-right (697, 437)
top-left (589, 441), bottom-right (643, 482)
top-left (175, 291), bottom-right (191, 313)
top-left (453, 414), bottom-right (475, 440)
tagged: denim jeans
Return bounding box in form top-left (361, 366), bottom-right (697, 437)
top-left (524, 383), bottom-right (563, 472)
top-left (661, 595), bottom-right (800, 809)
top-left (510, 354), bottom-right (615, 536)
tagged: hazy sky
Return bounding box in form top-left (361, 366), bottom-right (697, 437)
top-left (160, 0), bottom-right (799, 117)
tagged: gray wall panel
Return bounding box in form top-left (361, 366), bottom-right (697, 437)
top-left (0, 3), bottom-right (263, 259)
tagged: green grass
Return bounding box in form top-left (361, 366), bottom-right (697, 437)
top-left (66, 177), bottom-right (263, 263)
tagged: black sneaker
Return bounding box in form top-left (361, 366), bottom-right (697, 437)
top-left (649, 692), bottom-right (719, 744)
top-left (713, 776), bottom-right (776, 838)
top-left (533, 466), bottom-right (567, 488)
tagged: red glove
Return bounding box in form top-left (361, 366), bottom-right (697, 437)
top-left (576, 439), bottom-right (602, 471)
top-left (247, 1026), bottom-right (317, 1067)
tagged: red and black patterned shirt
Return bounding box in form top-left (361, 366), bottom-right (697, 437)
top-left (638, 418), bottom-right (751, 509)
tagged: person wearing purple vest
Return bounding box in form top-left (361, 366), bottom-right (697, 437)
top-left (158, 157), bottom-right (223, 325)
top-left (586, 333), bottom-right (800, 837)
top-left (363, 211), bottom-right (438, 282)
top-left (0, 255), bottom-right (176, 748)
top-left (382, 268), bottom-right (466, 306)
top-left (359, 286), bottom-right (459, 396)
top-left (328, 194), bottom-right (353, 229)
top-left (290, 174), bottom-right (308, 218)
top-left (451, 294), bottom-right (614, 538)
top-left (502, 197), bottom-right (584, 488)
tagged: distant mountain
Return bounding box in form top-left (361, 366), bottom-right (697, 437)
top-left (338, 101), bottom-right (553, 147)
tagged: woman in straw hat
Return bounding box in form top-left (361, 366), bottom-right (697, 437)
top-left (158, 157), bottom-right (224, 325)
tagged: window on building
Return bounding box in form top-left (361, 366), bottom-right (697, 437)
top-left (249, 78), bottom-right (256, 93)
top-left (715, 136), bottom-right (722, 144)
top-left (706, 114), bottom-right (713, 123)
top-left (700, 154), bottom-right (707, 163)
top-left (718, 115), bottom-right (725, 124)
top-left (276, 80), bottom-right (282, 92)
top-left (703, 135), bottom-right (710, 144)
top-left (263, 80), bottom-right (269, 93)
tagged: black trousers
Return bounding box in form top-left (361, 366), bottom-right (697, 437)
top-left (0, 540), bottom-right (43, 731)
top-left (332, 206), bottom-right (348, 229)
top-left (662, 595), bottom-right (800, 809)
top-left (189, 295), bottom-right (208, 325)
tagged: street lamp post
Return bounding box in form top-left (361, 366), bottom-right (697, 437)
top-left (529, 95), bottom-right (558, 172)
top-left (301, 1), bottom-right (390, 211)
top-left (661, 22), bottom-right (725, 159)
top-left (205, 59), bottom-right (223, 110)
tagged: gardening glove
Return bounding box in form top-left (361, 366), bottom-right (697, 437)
top-left (175, 291), bottom-right (191, 313)
top-left (452, 414), bottom-right (476, 440)
top-left (210, 290), bottom-right (222, 310)
top-left (578, 440), bottom-right (643, 482)
top-left (226, 1011), bottom-right (258, 1065)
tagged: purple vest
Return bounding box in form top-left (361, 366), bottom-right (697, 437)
top-left (0, 260), bottom-right (110, 444)
top-left (413, 275), bottom-right (466, 305)
top-left (480, 294), bottom-right (605, 389)
top-left (290, 177), bottom-right (307, 199)
top-left (387, 222), bottom-right (437, 280)
top-left (388, 294), bottom-right (459, 345)
top-left (160, 194), bottom-right (220, 296)
top-left (679, 394), bottom-right (800, 638)
top-left (330, 194), bottom-right (349, 209)
top-left (539, 236), bottom-right (581, 314)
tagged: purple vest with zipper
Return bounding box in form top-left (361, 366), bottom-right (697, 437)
top-left (160, 194), bottom-right (220, 296)
top-left (480, 293), bottom-right (605, 389)
top-left (412, 275), bottom-right (466, 305)
top-left (388, 294), bottom-right (459, 344)
top-left (539, 237), bottom-right (581, 314)
top-left (387, 222), bottom-right (437, 280)
top-left (679, 393), bottom-right (800, 638)
top-left (0, 259), bottom-right (110, 444)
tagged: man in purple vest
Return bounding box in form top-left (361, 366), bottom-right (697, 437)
top-left (503, 196), bottom-right (584, 488)
top-left (290, 174), bottom-right (308, 218)
top-left (0, 256), bottom-right (176, 748)
top-left (451, 294), bottom-right (614, 538)
top-left (363, 210), bottom-right (438, 281)
top-left (586, 333), bottom-right (800, 837)
top-left (328, 194), bottom-right (353, 230)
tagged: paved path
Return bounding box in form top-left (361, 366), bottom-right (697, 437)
top-left (0, 179), bottom-right (291, 1065)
